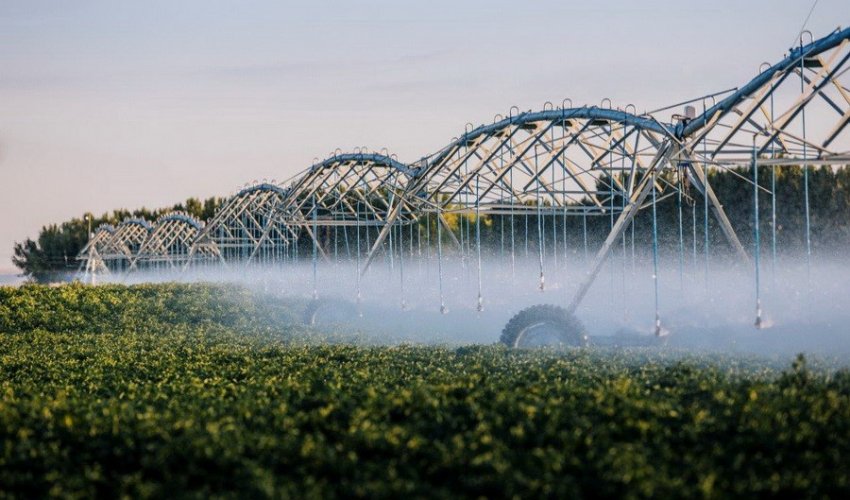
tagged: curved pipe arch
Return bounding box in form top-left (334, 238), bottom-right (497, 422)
top-left (117, 218), bottom-right (153, 232)
top-left (307, 152), bottom-right (419, 178)
top-left (426, 107), bottom-right (673, 170)
top-left (153, 211), bottom-right (205, 231)
top-left (280, 151), bottom-right (420, 228)
top-left (234, 182), bottom-right (289, 199)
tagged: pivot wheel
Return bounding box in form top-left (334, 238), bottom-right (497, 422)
top-left (303, 298), bottom-right (358, 326)
top-left (500, 304), bottom-right (588, 348)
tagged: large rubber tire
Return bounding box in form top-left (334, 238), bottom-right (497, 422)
top-left (303, 298), bottom-right (358, 326)
top-left (500, 304), bottom-right (588, 348)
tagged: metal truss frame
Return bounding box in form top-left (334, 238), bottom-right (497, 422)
top-left (189, 183), bottom-right (294, 265)
top-left (361, 107), bottom-right (683, 272)
top-left (99, 218), bottom-right (152, 273)
top-left (275, 152), bottom-right (420, 259)
top-left (78, 26), bottom-right (850, 314)
top-left (131, 212), bottom-right (206, 271)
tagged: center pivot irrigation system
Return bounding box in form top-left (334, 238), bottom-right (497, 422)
top-left (79, 28), bottom-right (850, 347)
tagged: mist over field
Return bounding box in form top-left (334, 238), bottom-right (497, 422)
top-left (95, 249), bottom-right (850, 361)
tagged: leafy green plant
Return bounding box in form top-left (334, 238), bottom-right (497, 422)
top-left (1, 284), bottom-right (849, 498)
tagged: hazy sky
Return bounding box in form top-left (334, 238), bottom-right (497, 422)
top-left (0, 0), bottom-right (846, 272)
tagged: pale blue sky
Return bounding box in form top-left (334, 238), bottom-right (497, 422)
top-left (0, 0), bottom-right (846, 272)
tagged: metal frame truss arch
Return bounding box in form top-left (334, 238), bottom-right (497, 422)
top-left (99, 218), bottom-right (153, 273)
top-left (408, 106), bottom-right (678, 217)
top-left (188, 182), bottom-right (294, 265)
top-left (356, 107), bottom-right (685, 274)
top-left (278, 152), bottom-right (422, 228)
top-left (74, 24), bottom-right (850, 307)
top-left (131, 211), bottom-right (206, 271)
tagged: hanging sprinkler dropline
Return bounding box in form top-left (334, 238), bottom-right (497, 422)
top-left (387, 197), bottom-right (395, 274)
top-left (536, 148), bottom-right (545, 292)
top-left (677, 165), bottom-right (685, 290)
top-left (475, 176), bottom-right (484, 312)
top-left (752, 135), bottom-right (765, 329)
top-left (621, 139), bottom-right (629, 322)
top-left (651, 168), bottom-right (664, 337)
top-left (582, 210), bottom-right (588, 265)
top-left (355, 201), bottom-right (362, 306)
top-left (399, 221), bottom-right (407, 311)
top-left (691, 193), bottom-right (697, 269)
top-left (311, 194), bottom-right (318, 300)
top-left (550, 162), bottom-right (557, 271)
top-left (437, 212), bottom-right (447, 315)
top-left (800, 35), bottom-right (813, 282)
top-left (510, 163), bottom-right (516, 280)
top-left (770, 89), bottom-right (778, 283)
top-left (609, 144), bottom-right (615, 309)
top-left (702, 99), bottom-right (711, 294)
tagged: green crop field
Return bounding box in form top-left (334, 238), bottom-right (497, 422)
top-left (1, 284), bottom-right (849, 498)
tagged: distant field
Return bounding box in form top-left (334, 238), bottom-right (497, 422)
top-left (1, 284), bottom-right (849, 498)
top-left (0, 274), bottom-right (23, 286)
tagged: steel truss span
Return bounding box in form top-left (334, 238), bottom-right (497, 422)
top-left (189, 184), bottom-right (292, 266)
top-left (78, 27), bottom-right (850, 322)
top-left (132, 212), bottom-right (205, 271)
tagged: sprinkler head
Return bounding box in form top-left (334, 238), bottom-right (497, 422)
top-left (753, 300), bottom-right (772, 329)
top-left (539, 273), bottom-right (545, 292)
top-left (753, 313), bottom-right (773, 329)
top-left (476, 295), bottom-right (484, 312)
top-left (440, 304), bottom-right (449, 315)
top-left (654, 315), bottom-right (669, 338)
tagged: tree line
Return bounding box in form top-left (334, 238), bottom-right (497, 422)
top-left (13, 197), bottom-right (223, 282)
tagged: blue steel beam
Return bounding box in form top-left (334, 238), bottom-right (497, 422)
top-left (309, 153), bottom-right (419, 178)
top-left (681, 26), bottom-right (850, 139)
top-left (427, 107), bottom-right (673, 170)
